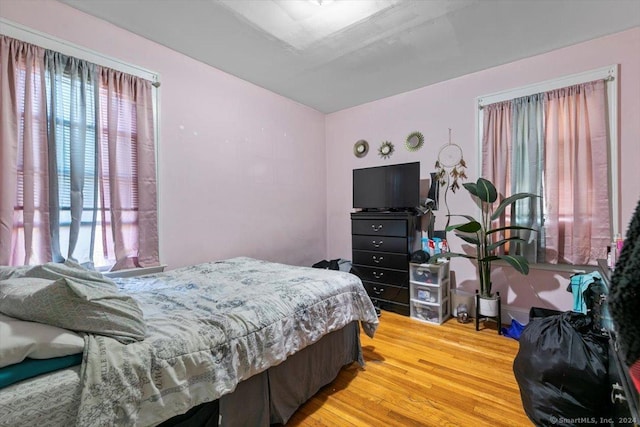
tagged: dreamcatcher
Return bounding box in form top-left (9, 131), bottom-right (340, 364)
top-left (434, 129), bottom-right (467, 228)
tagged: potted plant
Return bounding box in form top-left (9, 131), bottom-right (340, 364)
top-left (432, 177), bottom-right (539, 317)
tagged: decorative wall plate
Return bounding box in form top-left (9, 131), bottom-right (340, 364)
top-left (405, 131), bottom-right (424, 151)
top-left (378, 141), bottom-right (395, 159)
top-left (353, 139), bottom-right (369, 158)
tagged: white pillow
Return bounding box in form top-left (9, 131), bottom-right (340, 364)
top-left (0, 313), bottom-right (85, 368)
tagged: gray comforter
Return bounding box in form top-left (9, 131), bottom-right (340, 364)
top-left (77, 257), bottom-right (378, 426)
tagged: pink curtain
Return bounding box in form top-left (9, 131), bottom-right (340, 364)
top-left (0, 36), bottom-right (50, 265)
top-left (482, 100), bottom-right (512, 252)
top-left (544, 80), bottom-right (610, 264)
top-left (99, 69), bottom-right (159, 270)
top-left (1, 35), bottom-right (158, 270)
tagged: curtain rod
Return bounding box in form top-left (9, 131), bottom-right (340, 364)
top-left (1, 18), bottom-right (160, 86)
top-left (478, 73), bottom-right (616, 110)
top-left (477, 65), bottom-right (617, 109)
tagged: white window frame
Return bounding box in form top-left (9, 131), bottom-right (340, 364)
top-left (475, 65), bottom-right (620, 262)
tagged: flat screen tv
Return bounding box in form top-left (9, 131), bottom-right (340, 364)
top-left (353, 162), bottom-right (420, 211)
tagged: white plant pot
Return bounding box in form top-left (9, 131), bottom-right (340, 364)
top-left (478, 296), bottom-right (499, 317)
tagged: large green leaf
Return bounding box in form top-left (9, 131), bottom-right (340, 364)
top-left (475, 178), bottom-right (497, 204)
top-left (497, 255), bottom-right (530, 274)
top-left (486, 225), bottom-right (536, 235)
top-left (463, 182), bottom-right (478, 197)
top-left (491, 192), bottom-right (539, 220)
top-left (487, 236), bottom-right (527, 251)
top-left (449, 214), bottom-right (478, 223)
top-left (454, 232), bottom-right (480, 245)
top-left (478, 255), bottom-right (500, 263)
top-left (447, 221), bottom-right (481, 233)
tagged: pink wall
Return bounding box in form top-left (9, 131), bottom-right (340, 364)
top-left (2, 2), bottom-right (638, 315)
top-left (0, 0), bottom-right (327, 269)
top-left (326, 28), bottom-right (640, 315)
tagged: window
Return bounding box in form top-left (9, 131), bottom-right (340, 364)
top-left (1, 28), bottom-right (159, 271)
top-left (476, 65), bottom-right (618, 266)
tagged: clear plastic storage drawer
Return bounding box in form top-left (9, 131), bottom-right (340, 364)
top-left (411, 282), bottom-right (449, 305)
top-left (409, 262), bottom-right (449, 284)
top-left (410, 298), bottom-right (450, 325)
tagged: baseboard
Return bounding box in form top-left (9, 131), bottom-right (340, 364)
top-left (451, 295), bottom-right (534, 325)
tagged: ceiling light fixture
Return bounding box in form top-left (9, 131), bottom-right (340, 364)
top-left (310, 0), bottom-right (334, 5)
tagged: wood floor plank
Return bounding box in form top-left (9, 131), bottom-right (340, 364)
top-left (286, 311), bottom-right (533, 426)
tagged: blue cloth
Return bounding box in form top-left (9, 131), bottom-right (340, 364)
top-left (0, 353), bottom-right (82, 389)
top-left (569, 271), bottom-right (604, 314)
top-left (501, 319), bottom-right (526, 340)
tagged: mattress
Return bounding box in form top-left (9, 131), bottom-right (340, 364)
top-left (0, 366), bottom-right (81, 427)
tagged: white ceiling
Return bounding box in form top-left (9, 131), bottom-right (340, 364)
top-left (59, 0), bottom-right (640, 113)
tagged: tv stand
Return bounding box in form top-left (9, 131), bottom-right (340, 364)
top-left (350, 211), bottom-right (421, 316)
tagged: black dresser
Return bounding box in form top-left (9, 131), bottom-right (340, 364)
top-left (597, 260), bottom-right (640, 425)
top-left (350, 211), bottom-right (421, 316)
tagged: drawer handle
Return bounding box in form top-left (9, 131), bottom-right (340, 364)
top-left (372, 240), bottom-right (383, 248)
top-left (371, 224), bottom-right (384, 232)
top-left (372, 271), bottom-right (384, 279)
top-left (372, 255), bottom-right (384, 264)
top-left (611, 383), bottom-right (626, 404)
top-left (372, 286), bottom-right (385, 295)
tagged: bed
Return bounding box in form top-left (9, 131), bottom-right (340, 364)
top-left (0, 257), bottom-right (379, 426)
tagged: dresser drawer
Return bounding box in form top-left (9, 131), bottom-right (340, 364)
top-left (351, 265), bottom-right (408, 286)
top-left (352, 235), bottom-right (408, 253)
top-left (353, 250), bottom-right (408, 270)
top-left (352, 219), bottom-right (407, 237)
top-left (363, 281), bottom-right (408, 304)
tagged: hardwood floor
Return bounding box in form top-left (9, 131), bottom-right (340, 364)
top-left (286, 310), bottom-right (533, 427)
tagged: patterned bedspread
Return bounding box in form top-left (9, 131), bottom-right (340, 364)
top-left (74, 257), bottom-right (378, 426)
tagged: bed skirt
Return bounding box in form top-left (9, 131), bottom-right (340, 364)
top-left (159, 321), bottom-right (362, 426)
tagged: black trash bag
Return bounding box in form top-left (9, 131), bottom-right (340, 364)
top-left (528, 306), bottom-right (563, 322)
top-left (312, 259), bottom-right (339, 270)
top-left (513, 312), bottom-right (610, 426)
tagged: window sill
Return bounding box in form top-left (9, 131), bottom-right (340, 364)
top-left (103, 264), bottom-right (167, 278)
top-left (491, 259), bottom-right (598, 274)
